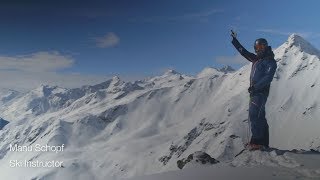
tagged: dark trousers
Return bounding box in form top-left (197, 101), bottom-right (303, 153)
top-left (249, 93), bottom-right (269, 147)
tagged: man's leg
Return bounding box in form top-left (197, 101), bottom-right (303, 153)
top-left (260, 100), bottom-right (269, 147)
top-left (249, 94), bottom-right (268, 145)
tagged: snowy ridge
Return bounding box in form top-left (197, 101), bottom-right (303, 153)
top-left (197, 67), bottom-right (223, 78)
top-left (197, 65), bottom-right (234, 78)
top-left (0, 34), bottom-right (319, 179)
top-left (0, 89), bottom-right (21, 106)
top-left (219, 65), bottom-right (235, 73)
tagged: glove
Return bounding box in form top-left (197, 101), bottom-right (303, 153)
top-left (248, 86), bottom-right (255, 94)
top-left (231, 30), bottom-right (237, 38)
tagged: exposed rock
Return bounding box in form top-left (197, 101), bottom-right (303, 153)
top-left (177, 151), bottom-right (219, 169)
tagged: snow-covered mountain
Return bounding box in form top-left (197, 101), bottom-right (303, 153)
top-left (0, 88), bottom-right (21, 106)
top-left (0, 34), bottom-right (319, 180)
top-left (196, 65), bottom-right (234, 78)
top-left (219, 65), bottom-right (235, 73)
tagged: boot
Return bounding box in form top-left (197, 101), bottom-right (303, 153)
top-left (246, 143), bottom-right (264, 151)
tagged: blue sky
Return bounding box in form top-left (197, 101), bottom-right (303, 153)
top-left (0, 0), bottom-right (319, 89)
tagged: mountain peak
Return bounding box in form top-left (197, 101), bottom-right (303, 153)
top-left (274, 33), bottom-right (320, 58)
top-left (219, 65), bottom-right (235, 73)
top-left (36, 84), bottom-right (57, 91)
top-left (285, 33), bottom-right (320, 55)
top-left (164, 69), bottom-right (180, 76)
top-left (110, 76), bottom-right (122, 87)
top-left (111, 76), bottom-right (121, 82)
top-left (197, 67), bottom-right (221, 78)
top-left (197, 65), bottom-right (235, 78)
top-left (287, 33), bottom-right (307, 46)
top-left (32, 84), bottom-right (66, 97)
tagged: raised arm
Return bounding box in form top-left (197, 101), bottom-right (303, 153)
top-left (231, 37), bottom-right (257, 62)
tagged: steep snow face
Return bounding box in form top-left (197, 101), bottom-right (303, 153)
top-left (268, 34), bottom-right (320, 150)
top-left (0, 34), bottom-right (319, 180)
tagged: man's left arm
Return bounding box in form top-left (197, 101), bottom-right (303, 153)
top-left (254, 61), bottom-right (277, 90)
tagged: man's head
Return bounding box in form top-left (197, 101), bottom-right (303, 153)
top-left (254, 38), bottom-right (268, 56)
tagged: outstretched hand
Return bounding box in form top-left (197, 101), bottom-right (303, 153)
top-left (231, 30), bottom-right (237, 38)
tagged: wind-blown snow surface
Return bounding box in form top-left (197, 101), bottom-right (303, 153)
top-left (0, 34), bottom-right (319, 180)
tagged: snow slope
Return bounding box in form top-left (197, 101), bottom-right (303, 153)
top-left (128, 151), bottom-right (320, 180)
top-left (0, 34), bottom-right (319, 180)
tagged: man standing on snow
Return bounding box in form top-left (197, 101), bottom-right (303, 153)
top-left (230, 30), bottom-right (277, 150)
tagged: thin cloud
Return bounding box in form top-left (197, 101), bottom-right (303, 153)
top-left (92, 32), bottom-right (120, 48)
top-left (0, 51), bottom-right (147, 91)
top-left (129, 8), bottom-right (224, 23)
top-left (0, 51), bottom-right (74, 72)
top-left (215, 54), bottom-right (249, 66)
top-left (256, 29), bottom-right (292, 36)
top-left (0, 70), bottom-right (110, 92)
top-left (170, 8), bottom-right (224, 21)
top-left (0, 51), bottom-right (107, 91)
top-left (0, 70), bottom-right (147, 92)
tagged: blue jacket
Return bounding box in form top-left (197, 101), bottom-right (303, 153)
top-left (232, 37), bottom-right (277, 95)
